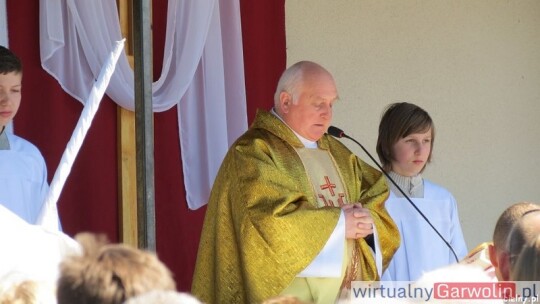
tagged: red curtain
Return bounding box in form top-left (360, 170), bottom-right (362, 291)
top-left (6, 0), bottom-right (285, 291)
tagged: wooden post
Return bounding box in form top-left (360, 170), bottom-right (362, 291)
top-left (118, 107), bottom-right (137, 246)
top-left (117, 0), bottom-right (139, 248)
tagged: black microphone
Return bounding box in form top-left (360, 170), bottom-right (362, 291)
top-left (327, 125), bottom-right (459, 263)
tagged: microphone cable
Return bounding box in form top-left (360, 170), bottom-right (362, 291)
top-left (327, 125), bottom-right (459, 263)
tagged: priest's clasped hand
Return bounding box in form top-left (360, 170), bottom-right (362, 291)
top-left (343, 203), bottom-right (374, 239)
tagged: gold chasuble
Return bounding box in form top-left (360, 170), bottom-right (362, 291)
top-left (191, 110), bottom-right (399, 304)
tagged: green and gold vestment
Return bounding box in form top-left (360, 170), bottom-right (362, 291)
top-left (192, 110), bottom-right (399, 304)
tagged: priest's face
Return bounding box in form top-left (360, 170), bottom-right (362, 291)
top-left (391, 129), bottom-right (432, 176)
top-left (0, 71), bottom-right (22, 129)
top-left (280, 70), bottom-right (338, 141)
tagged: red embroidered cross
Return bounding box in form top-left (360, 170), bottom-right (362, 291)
top-left (318, 193), bottom-right (346, 207)
top-left (320, 176), bottom-right (336, 196)
top-left (318, 194), bottom-right (333, 207)
top-left (337, 193), bottom-right (345, 206)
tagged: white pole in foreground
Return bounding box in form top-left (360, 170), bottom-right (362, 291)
top-left (37, 39), bottom-right (126, 231)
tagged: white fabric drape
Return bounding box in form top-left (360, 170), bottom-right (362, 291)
top-left (39, 0), bottom-right (248, 209)
top-left (0, 0), bottom-right (7, 46)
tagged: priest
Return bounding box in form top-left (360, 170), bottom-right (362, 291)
top-left (192, 61), bottom-right (399, 304)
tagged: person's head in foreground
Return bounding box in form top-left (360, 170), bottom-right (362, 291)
top-left (488, 202), bottom-right (540, 281)
top-left (56, 233), bottom-right (176, 304)
top-left (506, 209), bottom-right (540, 280)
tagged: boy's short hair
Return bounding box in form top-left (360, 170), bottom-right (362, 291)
top-left (0, 45), bottom-right (22, 74)
top-left (492, 202), bottom-right (540, 252)
top-left (56, 233), bottom-right (176, 304)
top-left (376, 102), bottom-right (434, 172)
top-left (507, 209), bottom-right (540, 266)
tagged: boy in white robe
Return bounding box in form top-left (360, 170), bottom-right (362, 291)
top-left (0, 45), bottom-right (52, 226)
top-left (376, 102), bottom-right (468, 282)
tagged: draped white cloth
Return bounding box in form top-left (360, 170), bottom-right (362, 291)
top-left (39, 0), bottom-right (248, 209)
top-left (0, 0), bottom-right (7, 47)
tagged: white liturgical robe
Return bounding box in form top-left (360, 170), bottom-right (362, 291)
top-left (381, 179), bottom-right (468, 282)
top-left (0, 132), bottom-right (49, 224)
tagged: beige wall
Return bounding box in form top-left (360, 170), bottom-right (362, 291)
top-left (286, 0), bottom-right (540, 250)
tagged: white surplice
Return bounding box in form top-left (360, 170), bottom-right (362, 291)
top-left (381, 179), bottom-right (468, 282)
top-left (0, 132), bottom-right (50, 225)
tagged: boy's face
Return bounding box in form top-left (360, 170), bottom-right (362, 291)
top-left (0, 71), bottom-right (22, 129)
top-left (390, 128), bottom-right (432, 177)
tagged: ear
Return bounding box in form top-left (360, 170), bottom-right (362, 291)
top-left (498, 250), bottom-right (511, 281)
top-left (279, 92), bottom-right (292, 113)
top-left (488, 243), bottom-right (498, 268)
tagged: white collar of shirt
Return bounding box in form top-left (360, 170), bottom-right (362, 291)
top-left (0, 127), bottom-right (9, 150)
top-left (271, 108), bottom-right (318, 149)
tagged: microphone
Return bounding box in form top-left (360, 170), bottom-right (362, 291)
top-left (327, 125), bottom-right (459, 263)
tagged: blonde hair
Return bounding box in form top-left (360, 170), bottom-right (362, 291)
top-left (57, 233), bottom-right (176, 304)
